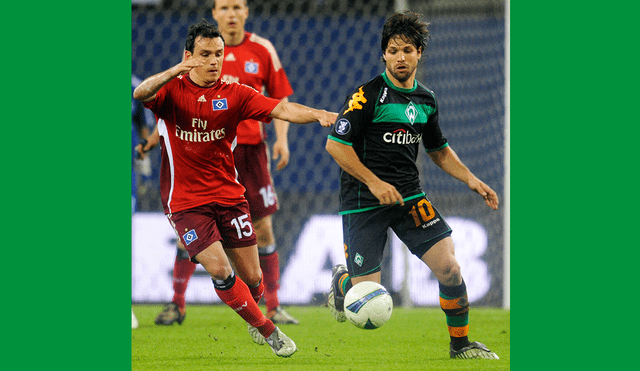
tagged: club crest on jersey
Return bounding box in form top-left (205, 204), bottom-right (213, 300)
top-left (212, 98), bottom-right (228, 111)
top-left (244, 61), bottom-right (259, 74)
top-left (335, 118), bottom-right (351, 135)
top-left (405, 102), bottom-right (417, 125)
top-left (182, 229), bottom-right (198, 246)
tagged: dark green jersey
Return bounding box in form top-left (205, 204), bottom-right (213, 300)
top-left (328, 71), bottom-right (449, 214)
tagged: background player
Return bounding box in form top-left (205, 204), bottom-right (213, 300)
top-left (131, 74), bottom-right (155, 329)
top-left (325, 11), bottom-right (500, 360)
top-left (150, 0), bottom-right (300, 327)
top-left (134, 21), bottom-right (335, 356)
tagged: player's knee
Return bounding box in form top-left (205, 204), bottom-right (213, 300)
top-left (206, 264), bottom-right (234, 281)
top-left (438, 262), bottom-right (462, 286)
top-left (243, 269), bottom-right (263, 287)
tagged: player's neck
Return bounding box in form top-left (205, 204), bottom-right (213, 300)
top-left (188, 71), bottom-right (218, 88)
top-left (222, 30), bottom-right (246, 46)
top-left (385, 69), bottom-right (416, 90)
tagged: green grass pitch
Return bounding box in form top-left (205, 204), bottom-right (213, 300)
top-left (132, 304), bottom-right (509, 370)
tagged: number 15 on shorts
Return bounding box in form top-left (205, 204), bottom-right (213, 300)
top-left (230, 214), bottom-right (254, 239)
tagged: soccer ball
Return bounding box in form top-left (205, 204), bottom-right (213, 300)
top-left (344, 281), bottom-right (393, 329)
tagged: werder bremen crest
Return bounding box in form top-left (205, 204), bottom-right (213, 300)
top-left (405, 101), bottom-right (417, 125)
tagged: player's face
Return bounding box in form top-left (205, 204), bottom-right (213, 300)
top-left (188, 36), bottom-right (225, 85)
top-left (212, 0), bottom-right (249, 35)
top-left (383, 36), bottom-right (422, 86)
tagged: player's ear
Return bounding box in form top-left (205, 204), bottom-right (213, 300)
top-left (183, 49), bottom-right (191, 62)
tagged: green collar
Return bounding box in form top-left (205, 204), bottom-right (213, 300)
top-left (382, 70), bottom-right (417, 93)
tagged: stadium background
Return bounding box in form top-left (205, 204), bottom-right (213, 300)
top-left (132, 0), bottom-right (506, 307)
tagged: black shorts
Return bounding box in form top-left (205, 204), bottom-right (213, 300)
top-left (341, 195), bottom-right (452, 277)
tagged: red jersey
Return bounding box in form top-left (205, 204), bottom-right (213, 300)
top-left (221, 32), bottom-right (293, 145)
top-left (143, 74), bottom-right (280, 214)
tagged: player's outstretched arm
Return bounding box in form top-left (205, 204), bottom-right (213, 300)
top-left (326, 139), bottom-right (404, 206)
top-left (269, 101), bottom-right (337, 127)
top-left (427, 146), bottom-right (499, 210)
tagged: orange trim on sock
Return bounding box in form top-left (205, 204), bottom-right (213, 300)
top-left (440, 296), bottom-right (464, 310)
top-left (448, 325), bottom-right (469, 337)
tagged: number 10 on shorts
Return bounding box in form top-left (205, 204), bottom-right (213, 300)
top-left (230, 214), bottom-right (254, 239)
top-left (408, 199), bottom-right (436, 227)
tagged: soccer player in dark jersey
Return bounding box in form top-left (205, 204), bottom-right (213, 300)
top-left (325, 11), bottom-right (500, 360)
top-left (134, 21), bottom-right (336, 357)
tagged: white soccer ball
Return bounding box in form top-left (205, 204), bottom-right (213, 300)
top-left (344, 281), bottom-right (393, 329)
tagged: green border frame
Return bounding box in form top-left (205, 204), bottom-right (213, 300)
top-left (3, 1), bottom-right (130, 369)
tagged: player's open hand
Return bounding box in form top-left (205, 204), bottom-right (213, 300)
top-left (468, 177), bottom-right (499, 210)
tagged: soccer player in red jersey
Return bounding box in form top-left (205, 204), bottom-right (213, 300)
top-left (134, 21), bottom-right (335, 357)
top-left (149, 0), bottom-right (301, 328)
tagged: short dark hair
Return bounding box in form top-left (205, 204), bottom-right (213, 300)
top-left (381, 11), bottom-right (429, 53)
top-left (185, 20), bottom-right (225, 53)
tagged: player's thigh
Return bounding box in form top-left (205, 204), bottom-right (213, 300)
top-left (342, 210), bottom-right (389, 278)
top-left (420, 236), bottom-right (461, 286)
top-left (391, 195), bottom-right (452, 260)
top-left (225, 244), bottom-right (262, 285)
top-left (194, 240), bottom-right (234, 280)
top-left (166, 204), bottom-right (224, 262)
top-left (253, 214), bottom-right (275, 247)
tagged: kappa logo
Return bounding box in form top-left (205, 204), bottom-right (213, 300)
top-left (244, 61), bottom-right (259, 74)
top-left (405, 102), bottom-right (417, 125)
top-left (335, 118), bottom-right (351, 135)
top-left (182, 229), bottom-right (198, 246)
top-left (212, 98), bottom-right (228, 111)
top-left (344, 86), bottom-right (367, 114)
top-left (198, 95), bottom-right (206, 103)
top-left (379, 87), bottom-right (388, 103)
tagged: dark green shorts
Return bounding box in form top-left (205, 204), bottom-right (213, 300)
top-left (341, 195), bottom-right (452, 277)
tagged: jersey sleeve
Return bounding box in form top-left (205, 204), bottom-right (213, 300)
top-left (328, 82), bottom-right (377, 146)
top-left (142, 79), bottom-right (171, 119)
top-left (421, 94), bottom-right (449, 152)
top-left (236, 83), bottom-right (280, 123)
